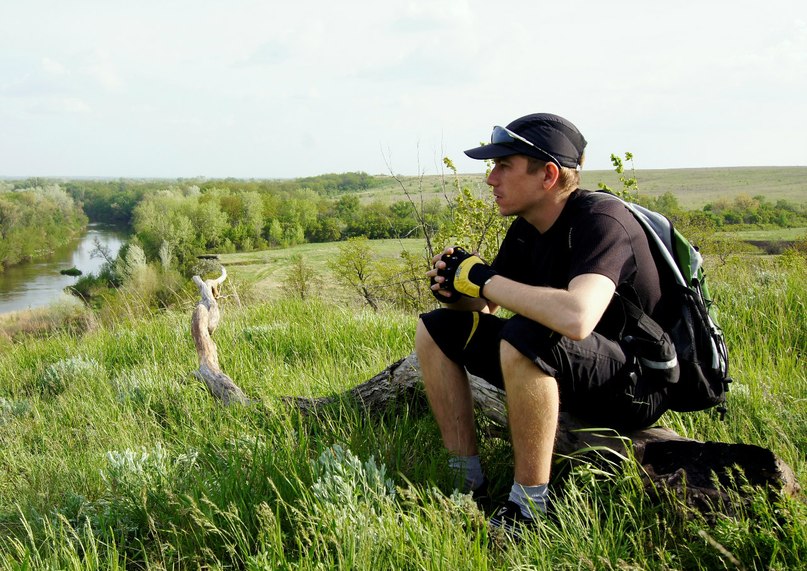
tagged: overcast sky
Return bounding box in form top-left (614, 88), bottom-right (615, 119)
top-left (1, 1), bottom-right (805, 179)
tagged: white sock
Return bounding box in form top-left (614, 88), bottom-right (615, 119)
top-left (448, 455), bottom-right (485, 492)
top-left (508, 481), bottom-right (548, 519)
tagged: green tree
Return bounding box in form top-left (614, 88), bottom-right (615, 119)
top-left (433, 186), bottom-right (510, 263)
top-left (192, 199), bottom-right (230, 250)
top-left (642, 192), bottom-right (681, 218)
top-left (0, 184), bottom-right (87, 270)
top-left (282, 254), bottom-right (321, 300)
top-left (132, 194), bottom-right (196, 271)
top-left (380, 249), bottom-right (433, 312)
top-left (309, 216), bottom-right (343, 243)
top-left (328, 237), bottom-right (383, 311)
top-left (335, 194), bottom-right (360, 222)
top-left (346, 201), bottom-right (394, 239)
top-left (267, 219), bottom-right (284, 247)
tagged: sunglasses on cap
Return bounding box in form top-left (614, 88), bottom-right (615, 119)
top-left (491, 125), bottom-right (567, 170)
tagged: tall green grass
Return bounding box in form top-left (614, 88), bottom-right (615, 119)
top-left (0, 254), bottom-right (804, 569)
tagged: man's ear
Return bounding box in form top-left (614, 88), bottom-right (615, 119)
top-left (542, 161), bottom-right (561, 190)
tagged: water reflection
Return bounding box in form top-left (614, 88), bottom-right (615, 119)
top-left (0, 224), bottom-right (128, 314)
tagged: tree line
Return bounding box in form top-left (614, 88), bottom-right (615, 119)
top-left (55, 174), bottom-right (441, 271)
top-left (62, 173), bottom-right (384, 226)
top-left (0, 182), bottom-right (87, 271)
top-left (3, 173), bottom-right (804, 280)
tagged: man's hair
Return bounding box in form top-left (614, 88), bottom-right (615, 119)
top-left (526, 154), bottom-right (585, 197)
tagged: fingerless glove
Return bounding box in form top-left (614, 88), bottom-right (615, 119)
top-left (437, 247), bottom-right (497, 299)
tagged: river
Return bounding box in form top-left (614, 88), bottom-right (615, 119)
top-left (0, 224), bottom-right (128, 315)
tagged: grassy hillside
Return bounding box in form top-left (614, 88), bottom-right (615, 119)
top-left (363, 166), bottom-right (807, 209)
top-left (581, 166), bottom-right (807, 208)
top-left (0, 165), bottom-right (804, 567)
top-left (0, 240), bottom-right (804, 568)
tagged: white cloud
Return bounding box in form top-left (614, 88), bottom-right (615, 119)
top-left (83, 51), bottom-right (124, 91)
top-left (41, 57), bottom-right (69, 77)
top-left (29, 97), bottom-right (92, 115)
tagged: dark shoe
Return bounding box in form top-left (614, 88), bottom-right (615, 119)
top-left (488, 501), bottom-right (539, 540)
top-left (470, 479), bottom-right (492, 513)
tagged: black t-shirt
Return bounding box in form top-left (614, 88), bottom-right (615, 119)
top-left (491, 189), bottom-right (662, 338)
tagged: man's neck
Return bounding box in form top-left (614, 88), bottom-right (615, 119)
top-left (522, 191), bottom-right (572, 233)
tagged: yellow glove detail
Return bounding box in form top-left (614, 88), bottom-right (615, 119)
top-left (454, 255), bottom-right (486, 298)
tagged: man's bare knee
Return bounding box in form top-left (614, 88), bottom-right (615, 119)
top-left (415, 319), bottom-right (437, 354)
top-left (416, 319), bottom-right (465, 380)
top-left (500, 340), bottom-right (533, 370)
top-left (500, 340), bottom-right (554, 381)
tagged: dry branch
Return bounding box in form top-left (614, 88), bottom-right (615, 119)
top-left (191, 270), bottom-right (249, 405)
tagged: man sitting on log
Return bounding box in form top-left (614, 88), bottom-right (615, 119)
top-left (417, 113), bottom-right (670, 534)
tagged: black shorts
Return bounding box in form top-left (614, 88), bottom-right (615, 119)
top-left (419, 308), bottom-right (668, 430)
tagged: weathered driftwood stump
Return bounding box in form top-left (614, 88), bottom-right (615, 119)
top-left (190, 270), bottom-right (800, 511)
top-left (191, 269), bottom-right (249, 405)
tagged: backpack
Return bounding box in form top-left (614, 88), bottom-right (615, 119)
top-left (593, 191), bottom-right (732, 417)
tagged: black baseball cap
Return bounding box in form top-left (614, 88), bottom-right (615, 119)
top-left (464, 113), bottom-right (587, 170)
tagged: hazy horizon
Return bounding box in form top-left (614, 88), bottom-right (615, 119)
top-left (3, 164), bottom-right (807, 183)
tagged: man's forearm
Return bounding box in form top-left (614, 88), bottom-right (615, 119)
top-left (481, 273), bottom-right (614, 340)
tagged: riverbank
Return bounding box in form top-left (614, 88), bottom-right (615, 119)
top-left (0, 223), bottom-right (127, 315)
top-left (0, 299), bottom-right (96, 344)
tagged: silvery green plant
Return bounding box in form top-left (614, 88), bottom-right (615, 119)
top-left (101, 442), bottom-right (198, 498)
top-left (158, 240), bottom-right (173, 269)
top-left (37, 356), bottom-right (104, 396)
top-left (115, 243), bottom-right (147, 280)
top-left (111, 368), bottom-right (159, 407)
top-left (0, 396), bottom-right (30, 425)
top-left (297, 444), bottom-right (396, 542)
top-left (311, 444), bottom-right (395, 504)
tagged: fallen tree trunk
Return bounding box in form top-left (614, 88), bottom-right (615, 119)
top-left (285, 352), bottom-right (800, 505)
top-left (190, 271), bottom-right (800, 509)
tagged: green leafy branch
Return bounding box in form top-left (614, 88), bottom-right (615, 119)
top-left (598, 152), bottom-right (639, 203)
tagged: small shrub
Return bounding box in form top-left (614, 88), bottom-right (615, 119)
top-left (103, 443), bottom-right (170, 495)
top-left (281, 254), bottom-right (321, 301)
top-left (37, 356), bottom-right (104, 396)
top-left (310, 444), bottom-right (396, 507)
top-left (67, 273), bottom-right (109, 306)
top-left (0, 396), bottom-right (31, 425)
top-left (293, 444), bottom-right (396, 545)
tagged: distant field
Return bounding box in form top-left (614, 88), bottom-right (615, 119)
top-left (364, 166), bottom-right (806, 209)
top-left (720, 227), bottom-right (807, 241)
top-left (219, 238), bottom-right (426, 302)
top-left (717, 226), bottom-right (806, 254)
top-left (583, 166), bottom-right (807, 208)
